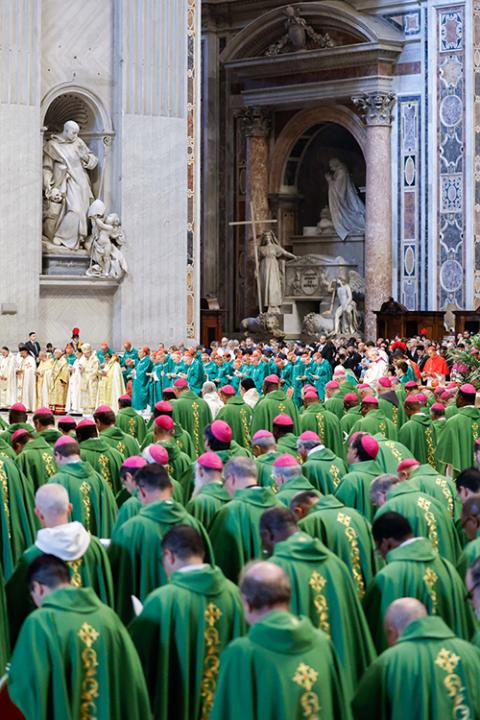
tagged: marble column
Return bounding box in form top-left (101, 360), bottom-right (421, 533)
top-left (352, 92), bottom-right (396, 340)
top-left (239, 107), bottom-right (272, 315)
top-left (241, 107), bottom-right (272, 240)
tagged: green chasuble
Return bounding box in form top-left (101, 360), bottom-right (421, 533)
top-left (159, 439), bottom-right (192, 495)
top-left (79, 437), bottom-right (124, 495)
top-left (0, 436), bottom-right (17, 460)
top-left (340, 406), bottom-right (362, 436)
top-left (352, 616), bottom-right (480, 720)
top-left (445, 403), bottom-right (459, 419)
top-left (409, 463), bottom-right (459, 519)
top-left (48, 461), bottom-right (118, 538)
top-left (0, 456), bottom-right (36, 580)
top-left (109, 499), bottom-right (213, 623)
top-left (0, 421), bottom-right (34, 446)
top-left (15, 436), bottom-right (57, 492)
top-left (324, 395), bottom-right (345, 420)
top-left (377, 395), bottom-right (405, 429)
top-left (216, 396), bottom-right (253, 448)
top-left (8, 586), bottom-right (151, 720)
top-left (38, 428), bottom-right (62, 446)
top-left (299, 495), bottom-right (378, 597)
top-left (210, 610), bottom-right (351, 720)
top-left (276, 475), bottom-right (318, 507)
top-left (271, 532), bottom-right (376, 700)
top-left (276, 432), bottom-right (300, 458)
top-left (111, 494), bottom-right (142, 538)
top-left (172, 391), bottom-right (212, 456)
top-left (141, 422), bottom-right (196, 461)
top-left (299, 403), bottom-right (344, 457)
top-left (335, 460), bottom-right (383, 522)
top-left (6, 525), bottom-right (114, 646)
top-left (185, 482), bottom-right (230, 531)
top-left (362, 537), bottom-right (475, 652)
top-left (116, 406), bottom-right (147, 443)
top-left (256, 450), bottom-right (288, 488)
top-left (209, 486), bottom-right (280, 582)
top-left (431, 417), bottom-right (447, 449)
top-left (0, 564), bottom-right (9, 671)
top-left (436, 405), bottom-right (480, 476)
top-left (398, 413), bottom-right (437, 466)
top-left (373, 483), bottom-right (462, 564)
top-left (251, 390), bottom-right (300, 435)
top-left (100, 426), bottom-right (140, 459)
top-left (375, 436), bottom-right (414, 474)
top-left (130, 565), bottom-right (246, 720)
top-left (350, 410), bottom-right (398, 441)
top-left (302, 447), bottom-right (347, 494)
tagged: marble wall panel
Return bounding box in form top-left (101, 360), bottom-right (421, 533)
top-left (436, 6), bottom-right (466, 308)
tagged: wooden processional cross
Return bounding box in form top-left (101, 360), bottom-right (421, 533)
top-left (229, 201), bottom-right (278, 314)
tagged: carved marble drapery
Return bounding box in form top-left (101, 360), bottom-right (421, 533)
top-left (352, 92), bottom-right (396, 339)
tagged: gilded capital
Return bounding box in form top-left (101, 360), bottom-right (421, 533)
top-left (352, 92), bottom-right (396, 126)
top-left (239, 107), bottom-right (272, 137)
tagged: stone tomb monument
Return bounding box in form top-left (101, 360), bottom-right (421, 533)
top-left (281, 158), bottom-right (365, 336)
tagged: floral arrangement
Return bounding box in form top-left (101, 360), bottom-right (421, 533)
top-left (447, 334), bottom-right (480, 384)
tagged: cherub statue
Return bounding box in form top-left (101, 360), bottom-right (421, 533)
top-left (85, 200), bottom-right (127, 280)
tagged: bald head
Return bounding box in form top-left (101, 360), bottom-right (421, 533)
top-left (35, 484), bottom-right (71, 528)
top-left (384, 598), bottom-right (427, 646)
top-left (239, 561), bottom-right (291, 624)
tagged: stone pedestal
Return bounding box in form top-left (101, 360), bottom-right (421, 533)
top-left (353, 92), bottom-right (396, 340)
top-left (42, 250), bottom-right (90, 276)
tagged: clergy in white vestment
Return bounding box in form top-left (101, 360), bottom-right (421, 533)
top-left (15, 345), bottom-right (36, 411)
top-left (0, 346), bottom-right (17, 408)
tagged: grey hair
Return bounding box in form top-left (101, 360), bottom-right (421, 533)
top-left (35, 484), bottom-right (70, 516)
top-left (224, 456), bottom-right (258, 482)
top-left (252, 436), bottom-right (276, 450)
top-left (297, 439), bottom-right (321, 452)
top-left (272, 464), bottom-right (301, 482)
top-left (370, 473), bottom-right (399, 505)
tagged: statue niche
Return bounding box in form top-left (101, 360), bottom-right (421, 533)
top-left (41, 92), bottom-right (124, 280)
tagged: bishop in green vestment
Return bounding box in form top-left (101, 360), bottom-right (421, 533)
top-left (252, 430), bottom-right (288, 488)
top-left (261, 508), bottom-right (376, 701)
top-left (210, 561), bottom-right (351, 720)
top-left (297, 431), bottom-right (346, 494)
top-left (13, 431), bottom-right (57, 492)
top-left (0, 404), bottom-right (34, 446)
top-left (398, 398), bottom-right (437, 466)
top-left (399, 459), bottom-right (459, 519)
top-left (350, 398), bottom-right (397, 441)
top-left (0, 455), bottom-right (36, 580)
top-left (271, 454), bottom-right (318, 507)
top-left (436, 384), bottom-right (480, 476)
top-left (299, 397), bottom-right (344, 457)
top-left (374, 435), bottom-right (414, 474)
top-left (353, 598), bottom-right (480, 720)
top-left (335, 433), bottom-right (383, 521)
top-left (0, 564), bottom-right (9, 671)
top-left (171, 383), bottom-right (212, 456)
top-left (216, 385), bottom-right (253, 448)
top-left (209, 456), bottom-right (281, 582)
top-left (250, 376), bottom-right (299, 434)
top-left (8, 554), bottom-right (151, 720)
top-left (291, 490), bottom-right (378, 597)
top-left (130, 525), bottom-right (245, 720)
top-left (6, 483), bottom-right (113, 646)
top-left (185, 451), bottom-right (230, 531)
top-left (371, 476), bottom-right (462, 564)
top-left (94, 405), bottom-right (140, 458)
top-left (364, 512), bottom-right (475, 652)
top-left (49, 437), bottom-right (117, 537)
top-left (116, 395), bottom-right (147, 443)
top-left (76, 419), bottom-right (124, 494)
top-left (108, 463), bottom-right (213, 623)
